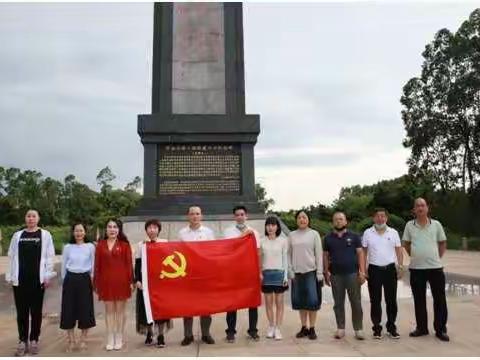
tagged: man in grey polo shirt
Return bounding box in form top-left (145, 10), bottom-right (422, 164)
top-left (402, 198), bottom-right (449, 342)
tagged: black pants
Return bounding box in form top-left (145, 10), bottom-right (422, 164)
top-left (226, 308), bottom-right (258, 335)
top-left (13, 284), bottom-right (45, 342)
top-left (367, 264), bottom-right (398, 332)
top-left (60, 272), bottom-right (96, 330)
top-left (183, 316), bottom-right (212, 337)
top-left (410, 268), bottom-right (448, 334)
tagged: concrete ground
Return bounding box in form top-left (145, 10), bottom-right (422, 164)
top-left (0, 250), bottom-right (478, 357)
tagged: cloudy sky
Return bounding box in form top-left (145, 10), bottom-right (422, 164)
top-left (0, 1), bottom-right (477, 210)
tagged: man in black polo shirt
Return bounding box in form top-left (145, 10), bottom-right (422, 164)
top-left (323, 211), bottom-right (366, 340)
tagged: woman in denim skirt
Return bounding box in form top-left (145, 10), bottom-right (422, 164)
top-left (260, 216), bottom-right (289, 340)
top-left (288, 211), bottom-right (324, 340)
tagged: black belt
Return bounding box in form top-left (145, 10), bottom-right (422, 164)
top-left (369, 263), bottom-right (395, 270)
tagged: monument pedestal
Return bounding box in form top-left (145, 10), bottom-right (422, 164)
top-left (128, 3), bottom-right (263, 222)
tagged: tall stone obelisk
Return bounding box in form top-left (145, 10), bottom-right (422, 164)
top-left (124, 3), bottom-right (263, 240)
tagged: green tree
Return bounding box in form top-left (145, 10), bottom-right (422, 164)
top-left (401, 9), bottom-right (480, 193)
top-left (125, 176), bottom-right (142, 192)
top-left (255, 183), bottom-right (275, 213)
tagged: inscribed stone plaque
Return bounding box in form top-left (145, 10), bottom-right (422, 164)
top-left (171, 3), bottom-right (226, 114)
top-left (158, 144), bottom-right (241, 195)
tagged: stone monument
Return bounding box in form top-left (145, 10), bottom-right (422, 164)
top-left (123, 2), bottom-right (264, 241)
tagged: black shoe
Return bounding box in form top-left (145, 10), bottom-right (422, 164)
top-left (201, 335), bottom-right (215, 345)
top-left (387, 329), bottom-right (400, 339)
top-left (181, 336), bottom-right (194, 346)
top-left (247, 330), bottom-right (260, 341)
top-left (373, 330), bottom-right (383, 339)
top-left (156, 335), bottom-right (165, 348)
top-left (435, 332), bottom-right (450, 342)
top-left (409, 329), bottom-right (429, 337)
top-left (145, 332), bottom-right (154, 346)
top-left (226, 333), bottom-right (235, 343)
top-left (308, 327), bottom-right (317, 340)
top-left (296, 326), bottom-right (309, 338)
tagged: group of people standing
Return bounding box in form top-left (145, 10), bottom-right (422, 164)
top-left (5, 196), bottom-right (450, 356)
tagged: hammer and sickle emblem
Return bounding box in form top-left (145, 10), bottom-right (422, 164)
top-left (160, 251), bottom-right (187, 279)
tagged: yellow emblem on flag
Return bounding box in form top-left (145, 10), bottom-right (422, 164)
top-left (160, 251), bottom-right (187, 279)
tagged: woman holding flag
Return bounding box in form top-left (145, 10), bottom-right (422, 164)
top-left (135, 218), bottom-right (171, 348)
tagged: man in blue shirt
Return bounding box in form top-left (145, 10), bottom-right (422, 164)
top-left (323, 211), bottom-right (366, 340)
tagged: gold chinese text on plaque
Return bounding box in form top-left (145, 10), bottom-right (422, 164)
top-left (158, 144), bottom-right (241, 195)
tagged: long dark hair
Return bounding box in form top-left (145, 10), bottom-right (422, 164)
top-left (103, 218), bottom-right (129, 243)
top-left (69, 222), bottom-right (90, 244)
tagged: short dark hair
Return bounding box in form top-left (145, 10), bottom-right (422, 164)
top-left (69, 222), bottom-right (90, 244)
top-left (372, 207), bottom-right (389, 216)
top-left (233, 205), bottom-right (248, 214)
top-left (144, 218), bottom-right (162, 232)
top-left (264, 215), bottom-right (282, 237)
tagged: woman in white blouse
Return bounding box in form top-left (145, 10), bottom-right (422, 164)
top-left (60, 222), bottom-right (96, 352)
top-left (260, 216), bottom-right (288, 340)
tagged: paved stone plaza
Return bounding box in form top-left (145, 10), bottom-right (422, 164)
top-left (0, 250), bottom-right (479, 356)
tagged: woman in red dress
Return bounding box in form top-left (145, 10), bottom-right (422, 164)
top-left (93, 218), bottom-right (134, 351)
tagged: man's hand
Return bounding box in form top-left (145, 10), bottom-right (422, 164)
top-left (43, 280), bottom-right (50, 288)
top-left (396, 265), bottom-right (404, 280)
top-left (136, 281), bottom-right (143, 290)
top-left (357, 272), bottom-right (366, 285)
top-left (243, 228), bottom-right (254, 236)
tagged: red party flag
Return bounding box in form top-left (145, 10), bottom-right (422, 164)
top-left (142, 234), bottom-right (261, 321)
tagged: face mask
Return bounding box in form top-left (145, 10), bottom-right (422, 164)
top-left (374, 223), bottom-right (387, 231)
top-left (334, 226), bottom-right (346, 232)
top-left (236, 223), bottom-right (247, 232)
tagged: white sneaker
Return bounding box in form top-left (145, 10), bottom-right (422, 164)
top-left (266, 326), bottom-right (275, 339)
top-left (113, 333), bottom-right (123, 350)
top-left (334, 329), bottom-right (345, 339)
top-left (355, 330), bottom-right (365, 340)
top-left (106, 333), bottom-right (114, 351)
top-left (274, 327), bottom-right (283, 340)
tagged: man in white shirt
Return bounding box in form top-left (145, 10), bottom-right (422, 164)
top-left (177, 205), bottom-right (216, 346)
top-left (222, 206), bottom-right (261, 343)
top-left (362, 208), bottom-right (403, 340)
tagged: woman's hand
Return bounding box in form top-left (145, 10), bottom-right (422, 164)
top-left (136, 281), bottom-right (143, 290)
top-left (324, 272), bottom-right (331, 287)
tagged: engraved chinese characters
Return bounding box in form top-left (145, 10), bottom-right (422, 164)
top-left (158, 144), bottom-right (241, 195)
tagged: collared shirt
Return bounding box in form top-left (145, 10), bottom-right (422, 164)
top-left (402, 218), bottom-right (447, 269)
top-left (323, 230), bottom-right (362, 275)
top-left (135, 237), bottom-right (168, 259)
top-left (362, 226), bottom-right (401, 266)
top-left (178, 225), bottom-right (215, 242)
top-left (222, 223), bottom-right (261, 248)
